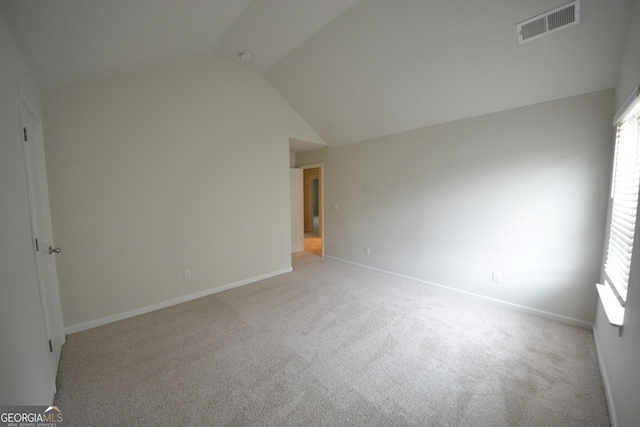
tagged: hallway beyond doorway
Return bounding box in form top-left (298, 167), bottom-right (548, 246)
top-left (304, 216), bottom-right (321, 256)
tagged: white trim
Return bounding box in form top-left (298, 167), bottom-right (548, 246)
top-left (613, 86), bottom-right (639, 125)
top-left (595, 283), bottom-right (625, 326)
top-left (324, 255), bottom-right (594, 329)
top-left (298, 162), bottom-right (324, 169)
top-left (64, 267), bottom-right (293, 334)
top-left (593, 329), bottom-right (619, 427)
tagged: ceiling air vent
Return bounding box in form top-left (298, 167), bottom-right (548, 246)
top-left (517, 0), bottom-right (580, 44)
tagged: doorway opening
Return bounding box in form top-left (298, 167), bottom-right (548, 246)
top-left (302, 165), bottom-right (323, 257)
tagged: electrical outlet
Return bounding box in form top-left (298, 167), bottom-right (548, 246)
top-left (183, 269), bottom-right (192, 280)
top-left (492, 271), bottom-right (502, 283)
top-left (365, 247), bottom-right (371, 255)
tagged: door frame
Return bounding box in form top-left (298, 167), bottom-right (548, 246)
top-left (290, 168), bottom-right (304, 253)
top-left (298, 163), bottom-right (324, 258)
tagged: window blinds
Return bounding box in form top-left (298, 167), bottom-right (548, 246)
top-left (604, 90), bottom-right (640, 305)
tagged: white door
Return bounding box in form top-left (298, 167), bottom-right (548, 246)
top-left (290, 168), bottom-right (304, 253)
top-left (21, 95), bottom-right (64, 382)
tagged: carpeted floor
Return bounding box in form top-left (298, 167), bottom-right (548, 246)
top-left (54, 252), bottom-right (610, 426)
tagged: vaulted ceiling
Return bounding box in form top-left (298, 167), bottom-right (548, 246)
top-left (0, 0), bottom-right (632, 149)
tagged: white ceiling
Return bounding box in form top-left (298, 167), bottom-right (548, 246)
top-left (0, 0), bottom-right (632, 149)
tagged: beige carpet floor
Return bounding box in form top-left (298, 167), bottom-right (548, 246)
top-left (54, 252), bottom-right (609, 426)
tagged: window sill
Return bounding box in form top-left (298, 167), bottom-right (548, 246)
top-left (596, 283), bottom-right (625, 331)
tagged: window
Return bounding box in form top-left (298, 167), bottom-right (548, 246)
top-left (598, 87), bottom-right (640, 327)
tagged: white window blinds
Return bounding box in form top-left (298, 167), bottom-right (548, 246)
top-left (604, 88), bottom-right (640, 305)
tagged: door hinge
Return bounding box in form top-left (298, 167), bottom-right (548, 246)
top-left (35, 238), bottom-right (39, 252)
top-left (23, 127), bottom-right (27, 141)
top-left (48, 340), bottom-right (53, 353)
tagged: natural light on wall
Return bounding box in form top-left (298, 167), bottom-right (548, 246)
top-left (598, 87), bottom-right (640, 329)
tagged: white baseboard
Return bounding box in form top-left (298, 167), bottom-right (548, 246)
top-left (593, 329), bottom-right (618, 427)
top-left (324, 255), bottom-right (594, 330)
top-left (64, 267), bottom-right (293, 335)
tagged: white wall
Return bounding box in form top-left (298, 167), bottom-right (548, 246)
top-left (43, 54), bottom-right (322, 331)
top-left (298, 90), bottom-right (614, 324)
top-left (0, 14), bottom-right (54, 404)
top-left (593, 1), bottom-right (640, 426)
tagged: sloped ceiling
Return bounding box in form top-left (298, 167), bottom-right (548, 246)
top-left (0, 0), bottom-right (631, 148)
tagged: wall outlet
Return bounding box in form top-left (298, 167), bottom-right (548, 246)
top-left (364, 247), bottom-right (371, 255)
top-left (492, 271), bottom-right (502, 283)
top-left (183, 269), bottom-right (192, 280)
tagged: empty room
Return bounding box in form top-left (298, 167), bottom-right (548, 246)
top-left (1, 0), bottom-right (639, 425)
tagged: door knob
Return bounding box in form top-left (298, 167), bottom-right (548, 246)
top-left (48, 246), bottom-right (61, 254)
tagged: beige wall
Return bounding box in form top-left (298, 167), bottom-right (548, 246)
top-left (0, 13), bottom-right (54, 404)
top-left (298, 90), bottom-right (613, 324)
top-left (593, 1), bottom-right (640, 425)
top-left (43, 54), bottom-right (322, 331)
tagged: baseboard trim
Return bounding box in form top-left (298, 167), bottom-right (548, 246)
top-left (64, 267), bottom-right (293, 335)
top-left (593, 329), bottom-right (619, 427)
top-left (324, 255), bottom-right (593, 330)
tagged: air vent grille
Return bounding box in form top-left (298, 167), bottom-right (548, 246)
top-left (548, 4), bottom-right (576, 30)
top-left (517, 1), bottom-right (580, 44)
top-left (520, 17), bottom-right (547, 41)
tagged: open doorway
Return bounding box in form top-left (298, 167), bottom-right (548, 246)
top-left (302, 165), bottom-right (323, 257)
